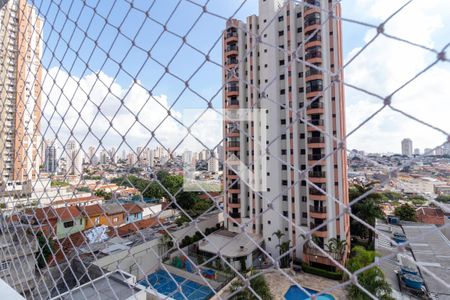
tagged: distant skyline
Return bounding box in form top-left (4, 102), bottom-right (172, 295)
top-left (34, 0), bottom-right (449, 154)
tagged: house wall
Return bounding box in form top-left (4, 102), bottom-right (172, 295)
top-left (56, 217), bottom-right (85, 239)
top-left (84, 215), bottom-right (101, 229)
top-left (99, 213), bottom-right (125, 227)
top-left (125, 212), bottom-right (142, 224)
top-left (94, 238), bottom-right (161, 280)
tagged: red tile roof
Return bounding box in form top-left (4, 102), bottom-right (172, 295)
top-left (79, 204), bottom-right (104, 217)
top-left (54, 206), bottom-right (82, 222)
top-left (416, 207), bottom-right (444, 217)
top-left (122, 203), bottom-right (143, 214)
top-left (117, 217), bottom-right (163, 237)
top-left (25, 207), bottom-right (57, 221)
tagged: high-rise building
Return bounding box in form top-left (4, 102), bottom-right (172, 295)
top-left (401, 138), bottom-right (413, 157)
top-left (223, 0), bottom-right (349, 269)
top-left (413, 148), bottom-right (420, 155)
top-left (435, 146), bottom-right (444, 156)
top-left (65, 140), bottom-right (82, 175)
top-left (207, 150), bottom-right (219, 173)
top-left (424, 148), bottom-right (434, 156)
top-left (44, 141), bottom-right (57, 173)
top-left (0, 0), bottom-right (42, 183)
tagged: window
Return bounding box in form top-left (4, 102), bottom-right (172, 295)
top-left (280, 74), bottom-right (285, 80)
top-left (63, 221), bottom-right (74, 228)
top-left (113, 217), bottom-right (119, 223)
top-left (302, 212), bottom-right (308, 218)
top-left (0, 261), bottom-right (8, 271)
top-left (278, 30), bottom-right (284, 36)
top-left (278, 16), bottom-right (283, 22)
top-left (279, 59), bottom-right (285, 66)
top-left (94, 217), bottom-right (100, 225)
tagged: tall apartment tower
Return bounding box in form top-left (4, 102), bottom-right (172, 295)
top-left (223, 0), bottom-right (349, 269)
top-left (65, 140), bottom-right (82, 175)
top-left (44, 140), bottom-right (57, 173)
top-left (0, 0), bottom-right (42, 183)
top-left (401, 138), bottom-right (413, 157)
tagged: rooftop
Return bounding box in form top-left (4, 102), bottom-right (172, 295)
top-left (198, 229), bottom-right (263, 258)
top-left (52, 271), bottom-right (143, 300)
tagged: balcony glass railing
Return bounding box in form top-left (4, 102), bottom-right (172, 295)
top-left (310, 205), bottom-right (326, 213)
top-left (308, 119), bottom-right (324, 126)
top-left (308, 154), bottom-right (325, 160)
top-left (309, 171), bottom-right (326, 178)
top-left (307, 137), bottom-right (324, 143)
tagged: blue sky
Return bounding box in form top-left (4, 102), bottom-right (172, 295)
top-left (33, 0), bottom-right (450, 154)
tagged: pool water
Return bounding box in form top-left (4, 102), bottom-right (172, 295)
top-left (284, 286), bottom-right (335, 300)
top-left (139, 270), bottom-right (214, 300)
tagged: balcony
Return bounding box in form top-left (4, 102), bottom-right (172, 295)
top-left (309, 187), bottom-right (325, 195)
top-left (308, 119), bottom-right (324, 126)
top-left (225, 31), bottom-right (238, 39)
top-left (304, 0), bottom-right (321, 11)
top-left (228, 141), bottom-right (240, 148)
top-left (309, 171), bottom-right (325, 178)
top-left (305, 50), bottom-right (322, 60)
top-left (225, 44), bottom-right (238, 52)
top-left (308, 154), bottom-right (324, 161)
top-left (310, 222), bottom-right (327, 232)
top-left (307, 137), bottom-right (324, 143)
top-left (226, 58), bottom-right (238, 65)
top-left (305, 68), bottom-right (321, 77)
top-left (226, 99), bottom-right (239, 106)
top-left (229, 212), bottom-right (241, 218)
top-left (310, 205), bottom-right (326, 213)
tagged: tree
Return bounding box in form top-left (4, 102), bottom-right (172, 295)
top-left (436, 194), bottom-right (450, 203)
top-left (350, 183), bottom-right (384, 247)
top-left (325, 238), bottom-right (347, 259)
top-left (394, 204), bottom-right (417, 221)
top-left (36, 231), bottom-right (54, 268)
top-left (229, 270), bottom-right (272, 300)
top-left (277, 241), bottom-right (291, 268)
top-left (347, 246), bottom-right (393, 300)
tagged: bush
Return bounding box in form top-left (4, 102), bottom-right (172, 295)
top-left (301, 263), bottom-right (343, 280)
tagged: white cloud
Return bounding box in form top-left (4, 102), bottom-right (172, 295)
top-left (41, 67), bottom-right (221, 154)
top-left (343, 0), bottom-right (450, 153)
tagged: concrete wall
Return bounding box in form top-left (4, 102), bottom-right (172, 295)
top-left (56, 217), bottom-right (85, 239)
top-left (94, 237), bottom-right (161, 280)
top-left (171, 212), bottom-right (223, 242)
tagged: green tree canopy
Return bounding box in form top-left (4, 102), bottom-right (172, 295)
top-left (347, 246), bottom-right (393, 300)
top-left (394, 204), bottom-right (417, 221)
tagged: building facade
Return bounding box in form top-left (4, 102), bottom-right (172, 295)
top-left (65, 140), bottom-right (82, 175)
top-left (44, 140), bottom-right (57, 173)
top-left (223, 0), bottom-right (349, 268)
top-left (0, 0), bottom-right (42, 184)
top-left (401, 138), bottom-right (413, 157)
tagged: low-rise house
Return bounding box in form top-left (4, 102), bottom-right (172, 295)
top-left (79, 204), bottom-right (104, 229)
top-left (117, 217), bottom-right (162, 237)
top-left (54, 206), bottom-right (85, 239)
top-left (100, 203), bottom-right (125, 227)
top-left (122, 203), bottom-right (143, 224)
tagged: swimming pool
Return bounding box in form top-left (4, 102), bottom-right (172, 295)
top-left (284, 285), bottom-right (335, 300)
top-left (139, 269), bottom-right (214, 300)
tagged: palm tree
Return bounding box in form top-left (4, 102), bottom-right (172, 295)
top-left (272, 230), bottom-right (284, 247)
top-left (324, 238), bottom-right (347, 260)
top-left (228, 269), bottom-right (272, 300)
top-left (276, 241), bottom-right (291, 268)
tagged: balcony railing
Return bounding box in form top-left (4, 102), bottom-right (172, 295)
top-left (308, 119), bottom-right (324, 126)
top-left (305, 68), bottom-right (321, 77)
top-left (309, 188), bottom-right (326, 195)
top-left (228, 141), bottom-right (240, 147)
top-left (226, 99), bottom-right (239, 106)
top-left (308, 154), bottom-right (324, 160)
top-left (310, 205), bottom-right (326, 213)
top-left (226, 31), bottom-right (238, 38)
top-left (307, 137), bottom-right (324, 143)
top-left (307, 102), bottom-right (323, 109)
top-left (305, 33), bottom-right (321, 42)
top-left (306, 84), bottom-right (323, 93)
top-left (305, 50), bottom-right (322, 60)
top-left (229, 212), bottom-right (241, 218)
top-left (226, 45), bottom-right (238, 52)
top-left (226, 58), bottom-right (238, 65)
top-left (310, 222), bottom-right (327, 231)
top-left (309, 171), bottom-right (326, 178)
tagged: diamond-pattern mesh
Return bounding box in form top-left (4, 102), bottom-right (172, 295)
top-left (0, 0), bottom-right (449, 299)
